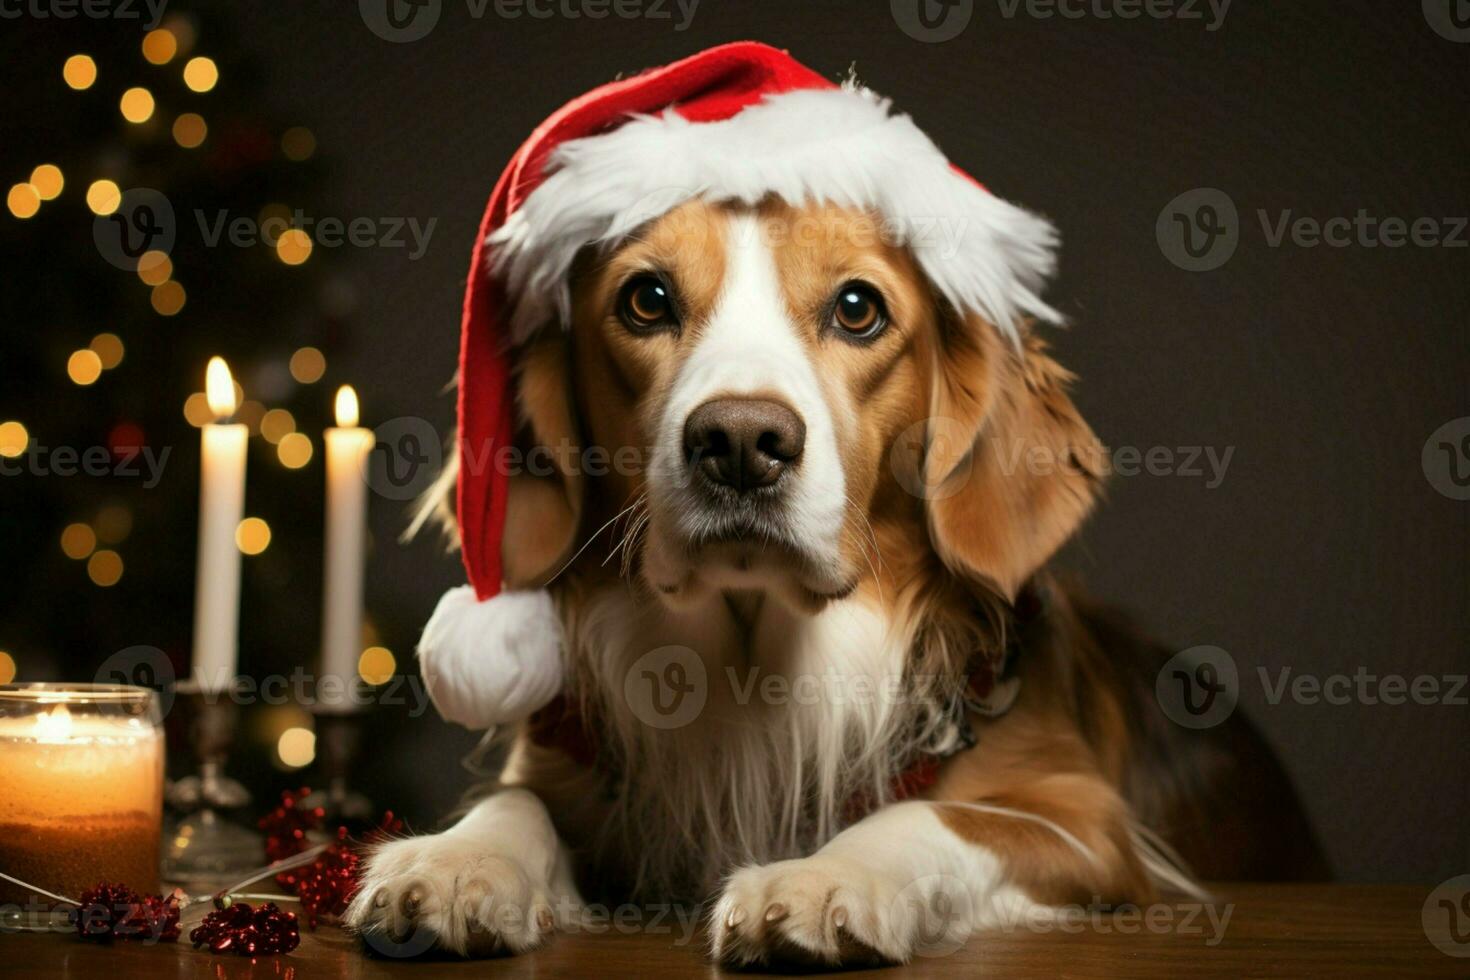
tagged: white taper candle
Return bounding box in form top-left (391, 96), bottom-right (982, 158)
top-left (192, 357), bottom-right (247, 693)
top-left (321, 385), bottom-right (372, 708)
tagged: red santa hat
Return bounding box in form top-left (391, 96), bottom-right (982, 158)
top-left (418, 41), bottom-right (1061, 730)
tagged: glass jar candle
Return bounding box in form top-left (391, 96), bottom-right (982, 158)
top-left (0, 684), bottom-right (165, 930)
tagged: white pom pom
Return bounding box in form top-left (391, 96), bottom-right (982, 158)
top-left (417, 585), bottom-right (565, 730)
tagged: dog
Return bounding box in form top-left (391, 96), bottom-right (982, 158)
top-left (346, 46), bottom-right (1325, 967)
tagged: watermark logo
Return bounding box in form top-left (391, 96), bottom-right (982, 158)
top-left (1156, 188), bottom-right (1238, 272)
top-left (892, 874), bottom-right (974, 957)
top-left (1160, 649), bottom-right (1466, 729)
top-left (1423, 0), bottom-right (1470, 42)
top-left (624, 645), bottom-right (706, 730)
top-left (362, 416), bottom-right (444, 501)
top-left (359, 0), bottom-right (442, 42)
top-left (360, 915), bottom-right (440, 957)
top-left (1422, 417), bottom-right (1470, 500)
top-left (1424, 876), bottom-right (1470, 957)
top-left (890, 417), bottom-right (974, 501)
top-left (891, 0), bottom-right (974, 42)
top-left (93, 188), bottom-right (175, 272)
top-left (1161, 189), bottom-right (1467, 269)
top-left (1156, 645), bottom-right (1238, 729)
top-left (93, 645), bottom-right (177, 718)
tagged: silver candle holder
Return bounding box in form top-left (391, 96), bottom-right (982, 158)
top-left (160, 680), bottom-right (263, 885)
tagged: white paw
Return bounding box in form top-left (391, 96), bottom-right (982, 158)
top-left (711, 855), bottom-right (964, 967)
top-left (345, 832), bottom-right (557, 957)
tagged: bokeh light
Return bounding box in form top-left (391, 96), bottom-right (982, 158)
top-left (0, 651), bottom-right (14, 685)
top-left (120, 87), bottom-right (156, 124)
top-left (151, 280), bottom-right (186, 316)
top-left (86, 179), bottom-right (121, 216)
top-left (289, 347), bottom-right (325, 384)
top-left (281, 127), bottom-right (316, 162)
top-left (183, 392), bottom-right (212, 427)
top-left (358, 646), bottom-right (397, 686)
top-left (91, 333), bottom-right (125, 369)
top-left (63, 54), bottom-right (97, 90)
top-left (257, 202), bottom-right (292, 242)
top-left (276, 727), bottom-right (316, 769)
top-left (68, 349), bottom-right (104, 386)
top-left (7, 184), bottom-right (40, 220)
top-left (61, 523), bottom-right (97, 560)
top-left (172, 112), bottom-right (207, 149)
top-left (29, 165), bottom-right (63, 201)
top-left (87, 550), bottom-right (124, 587)
top-left (141, 28), bottom-right (178, 65)
top-left (235, 517), bottom-right (272, 555)
top-left (275, 228), bottom-right (313, 266)
top-left (163, 15), bottom-right (196, 55)
top-left (260, 408), bottom-right (296, 445)
top-left (276, 432), bottom-right (313, 469)
top-left (136, 250), bottom-right (172, 285)
top-left (96, 504), bottom-right (133, 544)
top-left (182, 56), bottom-right (219, 93)
top-left (0, 421), bottom-right (28, 458)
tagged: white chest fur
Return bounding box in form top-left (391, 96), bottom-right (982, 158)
top-left (571, 584), bottom-right (921, 897)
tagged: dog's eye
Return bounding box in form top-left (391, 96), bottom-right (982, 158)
top-left (619, 276), bottom-right (676, 332)
top-left (831, 284), bottom-right (885, 339)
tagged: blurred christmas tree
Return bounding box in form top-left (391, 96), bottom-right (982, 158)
top-left (0, 11), bottom-right (362, 784)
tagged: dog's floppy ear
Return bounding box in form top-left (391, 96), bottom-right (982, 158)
top-left (922, 313), bottom-right (1104, 600)
top-left (500, 329), bottom-right (584, 588)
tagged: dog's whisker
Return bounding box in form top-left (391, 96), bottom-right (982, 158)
top-left (838, 493), bottom-right (886, 603)
top-left (613, 502), bottom-right (653, 580)
top-left (602, 492), bottom-right (649, 568)
top-left (544, 491), bottom-right (647, 587)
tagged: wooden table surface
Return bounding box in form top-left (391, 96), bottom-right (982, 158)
top-left (5, 884), bottom-right (1466, 978)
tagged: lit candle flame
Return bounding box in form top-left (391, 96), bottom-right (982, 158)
top-left (334, 385), bottom-right (359, 428)
top-left (205, 357), bottom-right (237, 421)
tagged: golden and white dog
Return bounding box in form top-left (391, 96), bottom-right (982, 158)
top-left (346, 196), bottom-right (1323, 965)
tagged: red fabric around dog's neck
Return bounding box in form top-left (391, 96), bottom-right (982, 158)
top-left (457, 42), bottom-right (836, 600)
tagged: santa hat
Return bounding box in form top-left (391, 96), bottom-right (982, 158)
top-left (418, 41), bottom-right (1060, 730)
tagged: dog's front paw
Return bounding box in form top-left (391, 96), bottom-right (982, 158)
top-left (712, 855), bottom-right (949, 967)
top-left (345, 833), bottom-right (556, 957)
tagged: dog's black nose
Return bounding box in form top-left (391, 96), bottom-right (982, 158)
top-left (683, 398), bottom-right (805, 492)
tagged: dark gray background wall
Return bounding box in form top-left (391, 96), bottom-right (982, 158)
top-left (129, 1), bottom-right (1470, 880)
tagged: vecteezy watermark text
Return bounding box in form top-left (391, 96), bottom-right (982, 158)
top-left (190, 666), bottom-right (433, 717)
top-left (0, 442), bottom-right (169, 488)
top-left (995, 0), bottom-right (1230, 31)
top-left (196, 209), bottom-right (436, 260)
top-left (93, 647), bottom-right (432, 719)
top-left (358, 0), bottom-right (698, 43)
top-left (891, 0), bottom-right (1228, 43)
top-left (0, 0), bottom-right (166, 28)
top-left (91, 189), bottom-right (439, 269)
